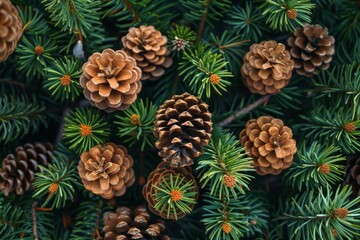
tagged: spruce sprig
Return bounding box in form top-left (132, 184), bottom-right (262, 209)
top-left (179, 44), bottom-right (233, 98)
top-left (277, 185), bottom-right (360, 240)
top-left (197, 133), bottom-right (253, 199)
top-left (285, 142), bottom-right (346, 191)
top-left (152, 174), bottom-right (198, 220)
top-left (260, 0), bottom-right (315, 32)
top-left (63, 107), bottom-right (111, 155)
top-left (114, 99), bottom-right (157, 151)
top-left (43, 57), bottom-right (82, 103)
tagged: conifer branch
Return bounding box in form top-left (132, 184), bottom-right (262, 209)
top-left (32, 202), bottom-right (39, 240)
top-left (218, 95), bottom-right (270, 127)
top-left (122, 0), bottom-right (139, 23)
top-left (197, 0), bottom-right (210, 40)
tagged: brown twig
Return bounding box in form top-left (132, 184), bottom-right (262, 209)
top-left (218, 39), bottom-right (251, 50)
top-left (218, 95), bottom-right (270, 127)
top-left (197, 0), bottom-right (210, 40)
top-left (123, 0), bottom-right (140, 24)
top-left (32, 202), bottom-right (39, 240)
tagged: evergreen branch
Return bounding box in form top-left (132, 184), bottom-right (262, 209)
top-left (218, 95), bottom-right (270, 127)
top-left (197, 0), bottom-right (210, 40)
top-left (122, 0), bottom-right (139, 23)
top-left (32, 202), bottom-right (39, 240)
top-left (285, 142), bottom-right (346, 191)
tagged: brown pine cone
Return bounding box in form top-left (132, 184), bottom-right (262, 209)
top-left (98, 205), bottom-right (170, 240)
top-left (154, 92), bottom-right (213, 167)
top-left (142, 161), bottom-right (199, 220)
top-left (241, 40), bottom-right (294, 95)
top-left (78, 143), bottom-right (135, 199)
top-left (345, 154), bottom-right (360, 196)
top-left (0, 0), bottom-right (23, 62)
top-left (121, 25), bottom-right (173, 81)
top-left (0, 143), bottom-right (53, 196)
top-left (287, 24), bottom-right (335, 77)
top-left (80, 49), bottom-right (142, 112)
top-left (240, 116), bottom-right (297, 175)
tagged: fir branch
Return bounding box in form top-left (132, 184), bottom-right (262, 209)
top-left (197, 0), bottom-right (210, 40)
top-left (218, 95), bottom-right (270, 127)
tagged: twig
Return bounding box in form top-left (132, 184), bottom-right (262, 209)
top-left (218, 95), bottom-right (270, 127)
top-left (32, 202), bottom-right (39, 240)
top-left (123, 0), bottom-right (140, 24)
top-left (197, 0), bottom-right (210, 40)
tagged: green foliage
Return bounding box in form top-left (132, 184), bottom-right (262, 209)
top-left (43, 57), bottom-right (82, 103)
top-left (0, 202), bottom-right (25, 238)
top-left (179, 44), bottom-right (233, 98)
top-left (202, 194), bottom-right (248, 240)
top-left (168, 25), bottom-right (197, 53)
top-left (153, 174), bottom-right (198, 220)
top-left (41, 0), bottom-right (102, 38)
top-left (114, 98), bottom-right (157, 151)
top-left (277, 186), bottom-right (360, 240)
top-left (197, 133), bottom-right (253, 199)
top-left (298, 107), bottom-right (360, 154)
top-left (18, 6), bottom-right (49, 36)
top-left (310, 64), bottom-right (360, 113)
top-left (33, 153), bottom-right (81, 209)
top-left (16, 35), bottom-right (57, 79)
top-left (0, 94), bottom-right (48, 144)
top-left (63, 107), bottom-right (111, 155)
top-left (260, 0), bottom-right (315, 32)
top-left (285, 143), bottom-right (346, 191)
top-left (225, 2), bottom-right (266, 42)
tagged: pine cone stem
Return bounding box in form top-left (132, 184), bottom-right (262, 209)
top-left (218, 95), bottom-right (270, 127)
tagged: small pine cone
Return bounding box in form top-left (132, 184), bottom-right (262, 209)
top-left (287, 24), bottom-right (335, 77)
top-left (154, 92), bottom-right (213, 167)
top-left (241, 40), bottom-right (294, 95)
top-left (240, 116), bottom-right (297, 175)
top-left (345, 154), bottom-right (360, 196)
top-left (98, 205), bottom-right (170, 240)
top-left (80, 49), bottom-right (142, 112)
top-left (78, 143), bottom-right (135, 199)
top-left (142, 162), bottom-right (199, 220)
top-left (122, 25), bottom-right (173, 81)
top-left (0, 0), bottom-right (23, 62)
top-left (0, 143), bottom-right (53, 196)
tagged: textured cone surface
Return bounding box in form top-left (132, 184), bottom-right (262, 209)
top-left (154, 92), bottom-right (213, 167)
top-left (142, 161), bottom-right (199, 220)
top-left (80, 49), bottom-right (142, 112)
top-left (78, 143), bottom-right (135, 199)
top-left (0, 0), bottom-right (23, 62)
top-left (241, 40), bottom-right (294, 95)
top-left (240, 116), bottom-right (297, 175)
top-left (122, 25), bottom-right (173, 81)
top-left (0, 143), bottom-right (53, 196)
top-left (98, 206), bottom-right (170, 240)
top-left (345, 154), bottom-right (360, 196)
top-left (287, 24), bottom-right (335, 77)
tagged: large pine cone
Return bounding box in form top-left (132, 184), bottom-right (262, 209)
top-left (142, 161), bottom-right (199, 220)
top-left (80, 49), bottom-right (142, 112)
top-left (98, 205), bottom-right (170, 240)
top-left (0, 0), bottom-right (23, 62)
top-left (78, 143), bottom-right (135, 199)
top-left (345, 154), bottom-right (360, 196)
top-left (241, 40), bottom-right (294, 95)
top-left (240, 116), bottom-right (297, 175)
top-left (0, 143), bottom-right (53, 196)
top-left (287, 24), bottom-right (335, 77)
top-left (154, 92), bottom-right (213, 167)
top-left (122, 25), bottom-right (173, 81)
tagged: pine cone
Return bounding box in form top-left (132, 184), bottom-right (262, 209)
top-left (142, 161), bottom-right (199, 220)
top-left (0, 143), bottom-right (53, 196)
top-left (80, 49), bottom-right (142, 112)
top-left (122, 25), bottom-right (173, 81)
top-left (78, 143), bottom-right (135, 199)
top-left (0, 0), bottom-right (23, 62)
top-left (154, 92), bottom-right (213, 167)
top-left (98, 205), bottom-right (170, 240)
top-left (241, 40), bottom-right (294, 95)
top-left (240, 116), bottom-right (297, 175)
top-left (287, 24), bottom-right (335, 77)
top-left (345, 154), bottom-right (360, 196)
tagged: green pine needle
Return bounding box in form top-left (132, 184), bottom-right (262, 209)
top-left (63, 107), bottom-right (111, 155)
